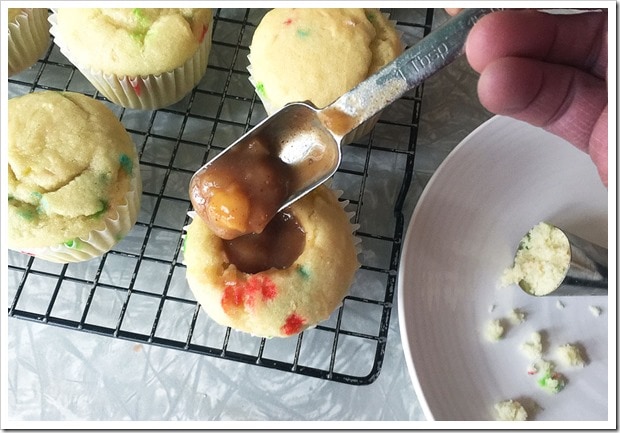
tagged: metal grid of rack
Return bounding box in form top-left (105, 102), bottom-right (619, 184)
top-left (7, 8), bottom-right (434, 385)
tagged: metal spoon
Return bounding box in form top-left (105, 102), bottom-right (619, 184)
top-left (518, 225), bottom-right (608, 297)
top-left (190, 8), bottom-right (500, 238)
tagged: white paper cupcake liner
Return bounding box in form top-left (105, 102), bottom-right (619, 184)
top-left (329, 186), bottom-right (362, 256)
top-left (49, 12), bottom-right (213, 110)
top-left (19, 170), bottom-right (142, 264)
top-left (8, 8), bottom-right (51, 77)
top-left (247, 12), bottom-right (402, 145)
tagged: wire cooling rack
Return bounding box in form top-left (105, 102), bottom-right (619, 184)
top-left (7, 8), bottom-right (434, 385)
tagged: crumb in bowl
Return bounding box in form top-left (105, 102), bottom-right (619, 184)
top-left (484, 319), bottom-right (505, 341)
top-left (494, 399), bottom-right (528, 421)
top-left (557, 343), bottom-right (587, 368)
top-left (520, 332), bottom-right (543, 360)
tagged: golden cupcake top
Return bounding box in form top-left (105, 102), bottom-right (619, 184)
top-left (53, 8), bottom-right (213, 76)
top-left (8, 91), bottom-right (138, 249)
top-left (184, 184), bottom-right (360, 338)
top-left (249, 8), bottom-right (403, 111)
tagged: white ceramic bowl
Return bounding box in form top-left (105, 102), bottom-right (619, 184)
top-left (398, 115), bottom-right (610, 422)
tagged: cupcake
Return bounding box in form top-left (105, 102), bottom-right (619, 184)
top-left (8, 91), bottom-right (142, 263)
top-left (248, 8), bottom-right (403, 142)
top-left (8, 8), bottom-right (51, 77)
top-left (49, 8), bottom-right (213, 110)
top-left (183, 185), bottom-right (360, 338)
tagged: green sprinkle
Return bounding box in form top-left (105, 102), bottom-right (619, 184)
top-left (64, 239), bottom-right (81, 249)
top-left (296, 28), bottom-right (310, 38)
top-left (18, 208), bottom-right (35, 221)
top-left (132, 8), bottom-right (150, 27)
top-left (297, 265), bottom-right (311, 279)
top-left (182, 234), bottom-right (188, 253)
top-left (365, 12), bottom-right (376, 22)
top-left (538, 371), bottom-right (566, 394)
top-left (130, 31), bottom-right (147, 44)
top-left (98, 172), bottom-right (110, 185)
top-left (90, 200), bottom-right (109, 219)
top-left (131, 8), bottom-right (150, 44)
top-left (256, 82), bottom-right (266, 98)
top-left (31, 191), bottom-right (42, 201)
top-left (119, 153), bottom-right (133, 175)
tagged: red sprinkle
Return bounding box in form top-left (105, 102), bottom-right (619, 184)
top-left (222, 284), bottom-right (244, 311)
top-left (129, 77), bottom-right (142, 96)
top-left (221, 275), bottom-right (278, 314)
top-left (283, 18), bottom-right (293, 25)
top-left (199, 24), bottom-right (209, 42)
top-left (281, 313), bottom-right (305, 335)
top-left (252, 275), bottom-right (277, 300)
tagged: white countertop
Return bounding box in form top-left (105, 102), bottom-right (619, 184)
top-left (5, 8), bottom-right (493, 425)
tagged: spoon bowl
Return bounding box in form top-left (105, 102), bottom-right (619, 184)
top-left (190, 8), bottom-right (501, 238)
top-left (520, 225), bottom-right (608, 297)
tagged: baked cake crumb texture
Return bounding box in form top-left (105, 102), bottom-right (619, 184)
top-left (508, 308), bottom-right (526, 325)
top-left (557, 343), bottom-right (586, 368)
top-left (501, 222), bottom-right (570, 296)
top-left (485, 319), bottom-right (505, 341)
top-left (494, 400), bottom-right (528, 421)
top-left (520, 331), bottom-right (543, 359)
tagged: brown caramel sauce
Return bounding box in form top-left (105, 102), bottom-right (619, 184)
top-left (189, 105), bottom-right (350, 271)
top-left (318, 107), bottom-right (356, 137)
top-left (189, 135), bottom-right (308, 272)
top-left (190, 137), bottom-right (293, 240)
top-left (223, 210), bottom-right (306, 274)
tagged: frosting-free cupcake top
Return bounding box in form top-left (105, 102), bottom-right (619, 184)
top-left (184, 184), bottom-right (360, 338)
top-left (8, 91), bottom-right (138, 249)
top-left (54, 8), bottom-right (212, 76)
top-left (249, 8), bottom-right (403, 111)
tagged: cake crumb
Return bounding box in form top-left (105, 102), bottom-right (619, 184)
top-left (538, 370), bottom-right (566, 394)
top-left (485, 319), bottom-right (505, 341)
top-left (556, 300), bottom-right (565, 310)
top-left (494, 399), bottom-right (528, 421)
top-left (520, 332), bottom-right (543, 359)
top-left (500, 222), bottom-right (570, 296)
top-left (557, 343), bottom-right (586, 368)
top-left (508, 308), bottom-right (526, 325)
top-left (589, 305), bottom-right (602, 317)
top-left (527, 358), bottom-right (554, 376)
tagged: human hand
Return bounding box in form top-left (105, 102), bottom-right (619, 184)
top-left (447, 9), bottom-right (608, 186)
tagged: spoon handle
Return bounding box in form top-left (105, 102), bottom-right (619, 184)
top-left (328, 8), bottom-right (502, 132)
